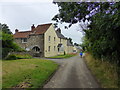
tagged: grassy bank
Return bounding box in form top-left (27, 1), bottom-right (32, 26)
top-left (84, 53), bottom-right (118, 88)
top-left (47, 53), bottom-right (77, 59)
top-left (2, 58), bottom-right (58, 88)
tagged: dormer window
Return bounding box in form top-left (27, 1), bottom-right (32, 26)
top-left (22, 38), bottom-right (27, 43)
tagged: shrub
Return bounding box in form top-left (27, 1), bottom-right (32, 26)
top-left (5, 54), bottom-right (17, 60)
top-left (5, 54), bottom-right (32, 60)
top-left (15, 54), bottom-right (32, 59)
top-left (2, 48), bottom-right (11, 59)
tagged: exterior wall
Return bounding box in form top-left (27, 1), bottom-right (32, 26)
top-left (44, 24), bottom-right (58, 57)
top-left (56, 37), bottom-right (68, 55)
top-left (67, 46), bottom-right (74, 54)
top-left (14, 34), bottom-right (44, 57)
top-left (73, 46), bottom-right (77, 53)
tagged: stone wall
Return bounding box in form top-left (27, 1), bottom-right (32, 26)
top-left (14, 34), bottom-right (44, 57)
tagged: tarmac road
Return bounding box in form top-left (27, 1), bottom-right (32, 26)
top-left (43, 55), bottom-right (100, 88)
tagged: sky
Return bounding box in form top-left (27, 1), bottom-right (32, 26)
top-left (0, 0), bottom-right (84, 44)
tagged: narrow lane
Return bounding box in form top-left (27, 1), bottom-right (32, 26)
top-left (44, 55), bottom-right (100, 88)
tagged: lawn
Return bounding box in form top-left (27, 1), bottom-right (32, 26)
top-left (2, 58), bottom-right (58, 88)
top-left (84, 53), bottom-right (118, 88)
top-left (47, 53), bottom-right (76, 59)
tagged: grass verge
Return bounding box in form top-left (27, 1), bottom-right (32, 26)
top-left (47, 53), bottom-right (77, 59)
top-left (84, 53), bottom-right (118, 88)
top-left (2, 58), bottom-right (58, 88)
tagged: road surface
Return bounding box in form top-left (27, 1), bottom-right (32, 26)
top-left (43, 55), bottom-right (100, 88)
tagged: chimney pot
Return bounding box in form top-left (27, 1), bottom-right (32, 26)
top-left (15, 29), bottom-right (19, 33)
top-left (57, 28), bottom-right (61, 33)
top-left (31, 24), bottom-right (35, 31)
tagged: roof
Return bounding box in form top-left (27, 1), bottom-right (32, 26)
top-left (13, 31), bottom-right (32, 38)
top-left (57, 44), bottom-right (62, 47)
top-left (67, 40), bottom-right (74, 46)
top-left (13, 23), bottom-right (52, 38)
top-left (35, 23), bottom-right (52, 34)
top-left (56, 30), bottom-right (66, 39)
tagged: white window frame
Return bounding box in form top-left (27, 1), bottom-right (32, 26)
top-left (22, 38), bottom-right (27, 43)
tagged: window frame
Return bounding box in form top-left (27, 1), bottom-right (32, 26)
top-left (48, 46), bottom-right (50, 52)
top-left (48, 36), bottom-right (51, 42)
top-left (22, 38), bottom-right (27, 43)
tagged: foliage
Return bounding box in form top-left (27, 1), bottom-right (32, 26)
top-left (85, 53), bottom-right (118, 88)
top-left (5, 54), bottom-right (17, 60)
top-left (52, 2), bottom-right (115, 28)
top-left (0, 23), bottom-right (12, 34)
top-left (2, 58), bottom-right (58, 88)
top-left (0, 23), bottom-right (23, 59)
top-left (52, 2), bottom-right (120, 87)
top-left (5, 54), bottom-right (32, 60)
top-left (68, 38), bottom-right (73, 44)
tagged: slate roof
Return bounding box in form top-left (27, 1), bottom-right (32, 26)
top-left (56, 30), bottom-right (66, 39)
top-left (13, 23), bottom-right (52, 38)
top-left (67, 40), bottom-right (74, 46)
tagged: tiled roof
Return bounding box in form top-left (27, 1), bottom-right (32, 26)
top-left (13, 31), bottom-right (32, 38)
top-left (35, 23), bottom-right (52, 34)
top-left (13, 23), bottom-right (52, 38)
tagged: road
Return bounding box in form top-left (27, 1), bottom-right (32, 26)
top-left (43, 55), bottom-right (100, 88)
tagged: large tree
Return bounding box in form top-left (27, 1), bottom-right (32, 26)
top-left (0, 23), bottom-right (22, 59)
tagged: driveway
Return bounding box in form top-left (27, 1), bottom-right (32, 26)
top-left (43, 55), bottom-right (100, 88)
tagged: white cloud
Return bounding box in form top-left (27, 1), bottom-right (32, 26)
top-left (0, 2), bottom-right (83, 43)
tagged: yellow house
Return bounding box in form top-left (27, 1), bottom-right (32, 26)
top-left (67, 39), bottom-right (74, 54)
top-left (55, 28), bottom-right (74, 55)
top-left (44, 24), bottom-right (58, 57)
top-left (55, 28), bottom-right (68, 55)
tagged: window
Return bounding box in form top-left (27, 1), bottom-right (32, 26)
top-left (48, 46), bottom-right (50, 52)
top-left (32, 46), bottom-right (40, 52)
top-left (60, 38), bottom-right (61, 42)
top-left (58, 47), bottom-right (60, 52)
top-left (48, 36), bottom-right (51, 42)
top-left (54, 46), bottom-right (55, 51)
top-left (22, 38), bottom-right (27, 43)
top-left (54, 37), bottom-right (55, 41)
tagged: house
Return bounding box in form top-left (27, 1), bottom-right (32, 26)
top-left (55, 28), bottom-right (67, 55)
top-left (13, 23), bottom-right (74, 57)
top-left (14, 23), bottom-right (58, 57)
top-left (73, 45), bottom-right (81, 53)
top-left (67, 39), bottom-right (74, 54)
top-left (55, 28), bottom-right (74, 54)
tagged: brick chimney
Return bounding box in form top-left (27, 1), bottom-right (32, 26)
top-left (31, 24), bottom-right (35, 31)
top-left (15, 29), bottom-right (19, 33)
top-left (57, 28), bottom-right (61, 33)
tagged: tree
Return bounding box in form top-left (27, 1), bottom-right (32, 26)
top-left (68, 38), bottom-right (73, 44)
top-left (74, 43), bottom-right (79, 46)
top-left (0, 23), bottom-right (23, 59)
top-left (0, 23), bottom-right (12, 34)
top-left (52, 2), bottom-right (120, 87)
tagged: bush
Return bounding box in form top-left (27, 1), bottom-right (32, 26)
top-left (5, 54), bottom-right (32, 60)
top-left (15, 54), bottom-right (32, 59)
top-left (5, 54), bottom-right (17, 60)
top-left (2, 48), bottom-right (11, 59)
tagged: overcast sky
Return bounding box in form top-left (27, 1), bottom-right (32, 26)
top-left (0, 0), bottom-right (84, 44)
